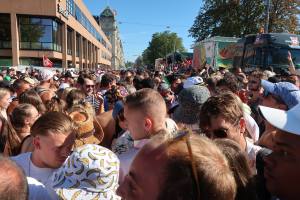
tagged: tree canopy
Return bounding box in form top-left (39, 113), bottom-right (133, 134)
top-left (189, 0), bottom-right (300, 42)
top-left (142, 31), bottom-right (185, 66)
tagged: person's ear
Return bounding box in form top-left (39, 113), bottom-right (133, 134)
top-left (239, 117), bottom-right (246, 135)
top-left (24, 118), bottom-right (30, 126)
top-left (144, 118), bottom-right (152, 133)
top-left (32, 136), bottom-right (41, 150)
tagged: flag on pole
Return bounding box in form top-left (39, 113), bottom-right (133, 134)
top-left (43, 55), bottom-right (53, 67)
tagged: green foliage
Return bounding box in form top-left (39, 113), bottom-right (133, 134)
top-left (189, 0), bottom-right (300, 42)
top-left (268, 0), bottom-right (300, 33)
top-left (134, 56), bottom-right (144, 67)
top-left (142, 31), bottom-right (185, 66)
top-left (125, 61), bottom-right (134, 68)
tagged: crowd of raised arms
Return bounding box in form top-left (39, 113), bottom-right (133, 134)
top-left (0, 61), bottom-right (299, 200)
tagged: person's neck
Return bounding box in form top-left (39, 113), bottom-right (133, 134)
top-left (39, 82), bottom-right (50, 88)
top-left (240, 136), bottom-right (247, 152)
top-left (18, 128), bottom-right (31, 140)
top-left (31, 151), bottom-right (49, 168)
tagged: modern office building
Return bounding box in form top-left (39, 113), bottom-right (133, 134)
top-left (0, 0), bottom-right (112, 69)
top-left (95, 7), bottom-right (125, 70)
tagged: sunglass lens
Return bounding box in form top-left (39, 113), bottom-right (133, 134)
top-left (214, 130), bottom-right (227, 138)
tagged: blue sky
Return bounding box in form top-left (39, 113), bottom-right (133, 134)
top-left (83, 0), bottom-right (202, 62)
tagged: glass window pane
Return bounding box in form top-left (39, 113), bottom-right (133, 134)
top-left (20, 42), bottom-right (31, 49)
top-left (42, 43), bottom-right (52, 50)
top-left (31, 42), bottom-right (42, 49)
top-left (30, 18), bottom-right (41, 25)
top-left (41, 18), bottom-right (52, 26)
top-left (19, 16), bottom-right (30, 24)
top-left (39, 25), bottom-right (53, 43)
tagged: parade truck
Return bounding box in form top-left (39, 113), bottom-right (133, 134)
top-left (233, 33), bottom-right (300, 73)
top-left (193, 36), bottom-right (239, 70)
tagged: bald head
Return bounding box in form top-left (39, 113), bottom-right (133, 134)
top-left (0, 156), bottom-right (28, 200)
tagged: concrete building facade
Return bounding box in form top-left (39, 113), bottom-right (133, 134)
top-left (0, 0), bottom-right (112, 69)
top-left (97, 7), bottom-right (125, 70)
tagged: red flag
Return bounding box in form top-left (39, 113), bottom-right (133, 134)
top-left (43, 55), bottom-right (53, 67)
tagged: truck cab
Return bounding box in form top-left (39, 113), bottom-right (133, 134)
top-left (233, 33), bottom-right (300, 73)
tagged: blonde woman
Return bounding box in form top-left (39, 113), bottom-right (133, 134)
top-left (0, 87), bottom-right (11, 120)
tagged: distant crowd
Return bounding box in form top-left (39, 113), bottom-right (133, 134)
top-left (0, 60), bottom-right (299, 200)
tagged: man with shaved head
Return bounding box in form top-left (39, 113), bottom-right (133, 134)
top-left (0, 156), bottom-right (28, 200)
top-left (118, 88), bottom-right (177, 182)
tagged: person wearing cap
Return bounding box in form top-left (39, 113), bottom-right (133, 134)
top-left (157, 82), bottom-right (176, 112)
top-left (258, 80), bottom-right (300, 149)
top-left (259, 103), bottom-right (300, 200)
top-left (183, 76), bottom-right (204, 89)
top-left (52, 144), bottom-right (121, 200)
top-left (172, 85), bottom-right (210, 131)
top-left (35, 69), bottom-right (54, 94)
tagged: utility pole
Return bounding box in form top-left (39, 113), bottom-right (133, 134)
top-left (264, 0), bottom-right (271, 33)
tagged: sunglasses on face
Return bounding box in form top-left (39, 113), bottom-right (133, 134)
top-left (205, 119), bottom-right (240, 139)
top-left (206, 128), bottom-right (229, 139)
top-left (85, 85), bottom-right (95, 88)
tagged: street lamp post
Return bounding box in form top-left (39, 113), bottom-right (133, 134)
top-left (264, 0), bottom-right (271, 33)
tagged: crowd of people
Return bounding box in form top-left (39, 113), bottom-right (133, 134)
top-left (0, 62), bottom-right (299, 200)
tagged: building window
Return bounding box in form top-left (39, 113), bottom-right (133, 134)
top-left (76, 34), bottom-right (80, 57)
top-left (66, 0), bottom-right (75, 16)
top-left (67, 28), bottom-right (73, 55)
top-left (74, 4), bottom-right (107, 51)
top-left (0, 14), bottom-right (11, 49)
top-left (20, 57), bottom-right (62, 68)
top-left (19, 16), bottom-right (62, 52)
top-left (82, 38), bottom-right (86, 59)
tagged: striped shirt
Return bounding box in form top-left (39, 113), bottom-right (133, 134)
top-left (85, 94), bottom-right (103, 114)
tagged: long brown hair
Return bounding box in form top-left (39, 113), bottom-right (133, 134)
top-left (0, 115), bottom-right (21, 156)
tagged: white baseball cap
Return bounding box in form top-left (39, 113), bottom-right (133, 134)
top-left (259, 104), bottom-right (300, 136)
top-left (183, 76), bottom-right (204, 89)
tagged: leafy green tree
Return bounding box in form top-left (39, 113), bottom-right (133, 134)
top-left (267, 0), bottom-right (300, 33)
top-left (189, 0), bottom-right (299, 42)
top-left (142, 31), bottom-right (185, 65)
top-left (134, 56), bottom-right (144, 68)
top-left (125, 61), bottom-right (134, 68)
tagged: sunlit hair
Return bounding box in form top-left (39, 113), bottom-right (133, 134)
top-left (11, 103), bottom-right (37, 132)
top-left (214, 139), bottom-right (256, 200)
top-left (19, 90), bottom-right (46, 114)
top-left (31, 111), bottom-right (77, 137)
top-left (0, 87), bottom-right (10, 102)
top-left (249, 70), bottom-right (267, 80)
top-left (0, 115), bottom-right (21, 156)
top-left (149, 131), bottom-right (237, 200)
top-left (199, 92), bottom-right (243, 129)
top-left (0, 156), bottom-right (28, 200)
top-left (45, 96), bottom-right (66, 113)
top-left (124, 88), bottom-right (167, 121)
top-left (66, 89), bottom-right (86, 109)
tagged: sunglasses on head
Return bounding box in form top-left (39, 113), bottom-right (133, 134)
top-left (175, 130), bottom-right (201, 199)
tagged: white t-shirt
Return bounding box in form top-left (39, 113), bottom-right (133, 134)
top-left (118, 139), bottom-right (149, 184)
top-left (11, 153), bottom-right (55, 188)
top-left (27, 177), bottom-right (57, 200)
